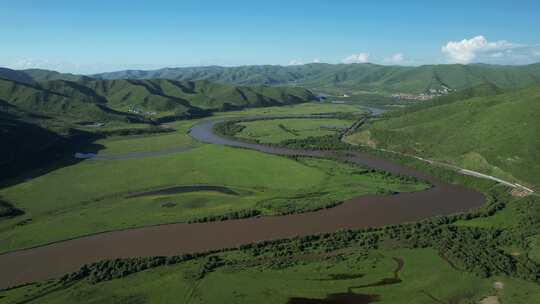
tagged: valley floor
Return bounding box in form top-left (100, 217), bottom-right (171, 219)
top-left (1, 102), bottom-right (539, 304)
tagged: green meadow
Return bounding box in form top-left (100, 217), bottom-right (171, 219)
top-left (93, 120), bottom-right (198, 155)
top-left (236, 118), bottom-right (354, 144)
top-left (220, 102), bottom-right (364, 116)
top-left (0, 144), bottom-right (421, 253)
top-left (0, 103), bottom-right (424, 253)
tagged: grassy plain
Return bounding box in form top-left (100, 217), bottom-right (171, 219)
top-left (93, 120), bottom-right (198, 155)
top-left (0, 103), bottom-right (423, 253)
top-left (215, 102), bottom-right (365, 117)
top-left (236, 118), bottom-right (353, 144)
top-left (0, 144), bottom-right (420, 253)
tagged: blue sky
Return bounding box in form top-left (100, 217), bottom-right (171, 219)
top-left (1, 0), bottom-right (539, 73)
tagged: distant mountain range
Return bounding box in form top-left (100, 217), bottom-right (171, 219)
top-left (92, 63), bottom-right (540, 93)
top-left (3, 63), bottom-right (540, 94)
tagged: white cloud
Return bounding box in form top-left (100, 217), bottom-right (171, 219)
top-left (441, 36), bottom-right (515, 63)
top-left (384, 53), bottom-right (404, 64)
top-left (342, 53), bottom-right (370, 64)
top-left (287, 59), bottom-right (304, 66)
top-left (312, 58), bottom-right (321, 63)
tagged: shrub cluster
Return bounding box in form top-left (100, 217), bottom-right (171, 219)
top-left (187, 209), bottom-right (261, 223)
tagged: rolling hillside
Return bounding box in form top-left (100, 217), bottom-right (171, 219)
top-left (93, 63), bottom-right (540, 93)
top-left (348, 85), bottom-right (540, 189)
top-left (3, 63), bottom-right (540, 94)
top-left (0, 77), bottom-right (315, 183)
top-left (0, 78), bottom-right (315, 123)
top-left (0, 78), bottom-right (139, 123)
top-left (77, 78), bottom-right (315, 114)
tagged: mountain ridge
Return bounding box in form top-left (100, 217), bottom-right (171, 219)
top-left (2, 63), bottom-right (540, 94)
top-left (91, 62), bottom-right (540, 93)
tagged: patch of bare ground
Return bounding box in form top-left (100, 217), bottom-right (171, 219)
top-left (479, 296), bottom-right (499, 304)
top-left (479, 281), bottom-right (504, 304)
top-left (344, 130), bottom-right (377, 148)
top-left (510, 188), bottom-right (531, 197)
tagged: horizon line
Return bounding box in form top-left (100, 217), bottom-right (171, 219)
top-left (2, 61), bottom-right (540, 76)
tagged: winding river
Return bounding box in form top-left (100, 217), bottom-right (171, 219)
top-left (0, 114), bottom-right (485, 289)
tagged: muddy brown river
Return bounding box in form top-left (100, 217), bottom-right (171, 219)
top-left (0, 117), bottom-right (485, 289)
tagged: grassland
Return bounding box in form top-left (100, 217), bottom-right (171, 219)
top-left (75, 103), bottom-right (364, 156)
top-left (93, 120), bottom-right (198, 155)
top-left (214, 102), bottom-right (365, 117)
top-left (0, 143), bottom-right (426, 253)
top-left (236, 118), bottom-right (354, 144)
top-left (0, 102), bottom-right (424, 253)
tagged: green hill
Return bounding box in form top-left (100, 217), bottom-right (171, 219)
top-left (0, 78), bottom-right (315, 124)
top-left (77, 78), bottom-right (315, 115)
top-left (0, 67), bottom-right (35, 84)
top-left (93, 63), bottom-right (540, 93)
top-left (349, 85), bottom-right (540, 189)
top-left (0, 78), bottom-right (137, 123)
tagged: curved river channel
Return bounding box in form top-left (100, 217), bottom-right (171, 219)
top-left (0, 116), bottom-right (485, 289)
